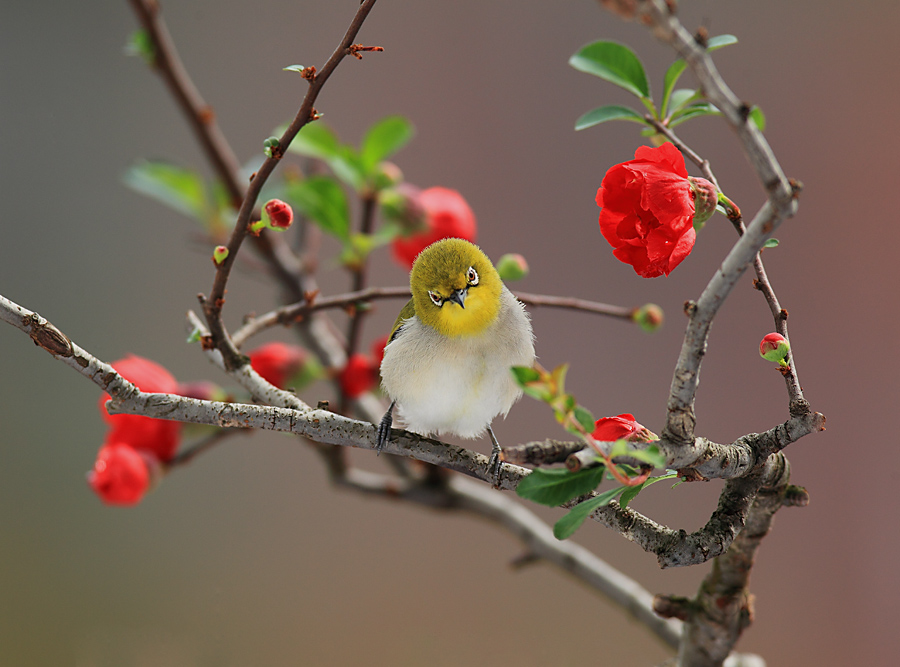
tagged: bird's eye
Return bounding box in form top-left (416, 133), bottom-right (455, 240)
top-left (428, 291), bottom-right (444, 307)
top-left (466, 266), bottom-right (479, 285)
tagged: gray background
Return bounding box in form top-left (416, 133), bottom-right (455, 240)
top-left (1, 1), bottom-right (896, 664)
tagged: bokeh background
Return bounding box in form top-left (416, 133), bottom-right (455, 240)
top-left (1, 1), bottom-right (896, 665)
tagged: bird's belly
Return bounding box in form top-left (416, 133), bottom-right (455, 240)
top-left (382, 345), bottom-right (522, 439)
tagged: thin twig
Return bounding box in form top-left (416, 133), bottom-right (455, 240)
top-left (231, 287), bottom-right (639, 348)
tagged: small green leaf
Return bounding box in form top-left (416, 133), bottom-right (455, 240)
top-left (553, 487), bottom-right (626, 540)
top-left (287, 122), bottom-right (341, 160)
top-left (516, 467), bottom-right (607, 507)
top-left (123, 160), bottom-right (207, 220)
top-left (510, 366), bottom-right (541, 387)
top-left (125, 29), bottom-right (155, 65)
top-left (661, 35), bottom-right (737, 116)
top-left (763, 238), bottom-right (779, 249)
top-left (669, 103), bottom-right (721, 127)
top-left (749, 105), bottom-right (766, 131)
top-left (283, 64), bottom-right (306, 73)
top-left (284, 176), bottom-right (350, 241)
top-left (569, 41), bottom-right (651, 99)
top-left (619, 471), bottom-right (679, 508)
top-left (574, 104), bottom-right (646, 131)
top-left (573, 406), bottom-right (596, 434)
top-left (360, 116), bottom-right (414, 173)
top-left (607, 440), bottom-right (666, 469)
top-left (666, 88), bottom-right (700, 114)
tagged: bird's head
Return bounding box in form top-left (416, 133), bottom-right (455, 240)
top-left (410, 238), bottom-right (503, 338)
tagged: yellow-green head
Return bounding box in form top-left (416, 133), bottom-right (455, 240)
top-left (409, 238), bottom-right (503, 338)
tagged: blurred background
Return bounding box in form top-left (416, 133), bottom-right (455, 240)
top-left (1, 1), bottom-right (896, 664)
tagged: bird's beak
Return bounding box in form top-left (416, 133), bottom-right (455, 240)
top-left (447, 287), bottom-right (467, 309)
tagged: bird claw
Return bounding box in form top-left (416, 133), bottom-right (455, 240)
top-left (487, 450), bottom-right (503, 488)
top-left (376, 402), bottom-right (395, 455)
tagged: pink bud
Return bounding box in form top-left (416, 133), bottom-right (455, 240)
top-left (265, 199), bottom-right (294, 230)
top-left (759, 332), bottom-right (790, 366)
top-left (496, 253), bottom-right (529, 282)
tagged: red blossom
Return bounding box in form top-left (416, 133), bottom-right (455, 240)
top-left (339, 353), bottom-right (380, 398)
top-left (248, 341), bottom-right (307, 389)
top-left (596, 142), bottom-right (696, 278)
top-left (370, 335), bottom-right (389, 367)
top-left (592, 413), bottom-right (657, 443)
top-left (87, 442), bottom-right (155, 506)
top-left (98, 355), bottom-right (182, 462)
top-left (265, 198), bottom-right (294, 230)
top-left (391, 187), bottom-right (477, 269)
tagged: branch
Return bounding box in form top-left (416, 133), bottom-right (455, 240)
top-left (646, 117), bottom-right (807, 416)
top-left (199, 0), bottom-right (381, 370)
top-left (3, 291), bottom-right (680, 645)
top-left (231, 287), bottom-right (640, 348)
top-left (632, 1), bottom-right (800, 445)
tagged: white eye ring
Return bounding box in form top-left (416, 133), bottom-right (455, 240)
top-left (466, 266), bottom-right (479, 285)
top-left (428, 291), bottom-right (444, 307)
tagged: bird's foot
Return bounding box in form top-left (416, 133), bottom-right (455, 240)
top-left (486, 425), bottom-right (503, 488)
top-left (376, 402), bottom-right (396, 455)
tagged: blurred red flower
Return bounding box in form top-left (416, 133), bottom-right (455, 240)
top-left (249, 341), bottom-right (307, 389)
top-left (391, 187), bottom-right (477, 269)
top-left (596, 142), bottom-right (696, 278)
top-left (98, 355), bottom-right (182, 462)
top-left (87, 441), bottom-right (156, 506)
top-left (339, 353), bottom-right (379, 399)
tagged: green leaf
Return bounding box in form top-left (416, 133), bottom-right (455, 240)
top-left (553, 486), bottom-right (626, 540)
top-left (749, 105), bottom-right (766, 131)
top-left (667, 88), bottom-right (700, 114)
top-left (510, 366), bottom-right (541, 387)
top-left (569, 41), bottom-right (650, 99)
top-left (283, 64), bottom-right (306, 73)
top-left (661, 34), bottom-right (738, 116)
top-left (573, 406), bottom-right (596, 434)
top-left (763, 238), bottom-right (779, 249)
top-left (607, 440), bottom-right (666, 469)
top-left (516, 466), bottom-right (607, 507)
top-left (284, 176), bottom-right (350, 241)
top-left (125, 29), bottom-right (155, 65)
top-left (287, 122), bottom-right (341, 160)
top-left (619, 471), bottom-right (679, 508)
top-left (360, 116), bottom-right (414, 173)
top-left (574, 104), bottom-right (645, 131)
top-left (669, 103), bottom-right (721, 127)
top-left (123, 160), bottom-right (207, 220)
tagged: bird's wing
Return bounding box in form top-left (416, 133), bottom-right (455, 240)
top-left (388, 298), bottom-right (416, 343)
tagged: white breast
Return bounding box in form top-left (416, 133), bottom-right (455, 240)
top-left (380, 288), bottom-right (535, 439)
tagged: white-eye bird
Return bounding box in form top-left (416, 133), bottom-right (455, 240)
top-left (377, 238), bottom-right (535, 483)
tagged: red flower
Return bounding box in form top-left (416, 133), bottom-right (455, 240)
top-left (265, 198), bottom-right (294, 230)
top-left (596, 142), bottom-right (696, 278)
top-left (339, 353), bottom-right (380, 399)
top-left (370, 335), bottom-right (389, 367)
top-left (87, 442), bottom-right (156, 506)
top-left (391, 187), bottom-right (477, 269)
top-left (249, 341), bottom-right (307, 389)
top-left (592, 414), bottom-right (657, 443)
top-left (98, 355), bottom-right (182, 462)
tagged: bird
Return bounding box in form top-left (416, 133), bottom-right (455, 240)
top-left (377, 237), bottom-right (535, 484)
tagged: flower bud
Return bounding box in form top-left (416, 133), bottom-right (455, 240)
top-left (496, 253), bottom-right (529, 282)
top-left (592, 414), bottom-right (658, 443)
top-left (759, 332), bottom-right (790, 366)
top-left (372, 161), bottom-right (404, 191)
top-left (688, 176), bottom-right (718, 230)
top-left (213, 245), bottom-right (229, 265)
top-left (264, 199), bottom-right (294, 230)
top-left (379, 184), bottom-right (427, 233)
top-left (263, 136), bottom-right (280, 158)
top-left (632, 303), bottom-right (664, 332)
